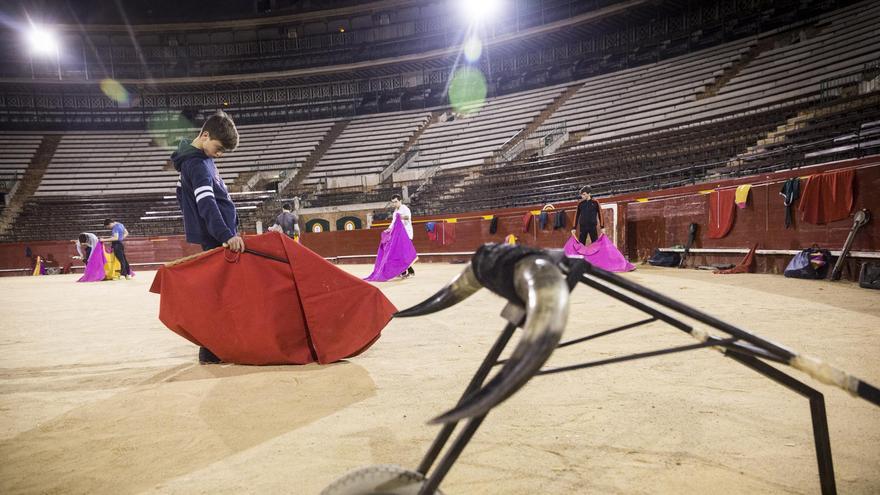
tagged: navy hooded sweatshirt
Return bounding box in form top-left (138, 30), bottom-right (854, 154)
top-left (170, 140), bottom-right (237, 246)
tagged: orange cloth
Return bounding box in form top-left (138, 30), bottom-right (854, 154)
top-left (714, 244), bottom-right (758, 274)
top-left (150, 232), bottom-right (396, 365)
top-left (707, 189), bottom-right (737, 239)
top-left (798, 169), bottom-right (855, 225)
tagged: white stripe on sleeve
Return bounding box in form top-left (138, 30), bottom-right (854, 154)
top-left (195, 191), bottom-right (215, 203)
top-left (194, 185), bottom-right (213, 197)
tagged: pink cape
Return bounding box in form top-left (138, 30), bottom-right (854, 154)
top-left (564, 234), bottom-right (635, 272)
top-left (77, 241), bottom-right (108, 282)
top-left (364, 216), bottom-right (417, 282)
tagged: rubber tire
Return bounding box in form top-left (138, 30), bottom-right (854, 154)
top-left (321, 465), bottom-right (444, 495)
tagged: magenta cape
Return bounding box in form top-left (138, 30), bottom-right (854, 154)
top-left (364, 216), bottom-right (417, 282)
top-left (564, 234), bottom-right (636, 272)
top-left (78, 241), bottom-right (108, 282)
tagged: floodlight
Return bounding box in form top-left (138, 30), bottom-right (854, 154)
top-left (456, 0), bottom-right (502, 23)
top-left (26, 25), bottom-right (59, 56)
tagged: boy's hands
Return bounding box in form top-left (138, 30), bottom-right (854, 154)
top-left (225, 235), bottom-right (246, 253)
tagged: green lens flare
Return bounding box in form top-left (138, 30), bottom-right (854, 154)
top-left (146, 110), bottom-right (195, 147)
top-left (448, 67), bottom-right (487, 115)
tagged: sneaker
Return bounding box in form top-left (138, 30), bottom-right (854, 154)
top-left (125, 275), bottom-right (132, 280)
top-left (198, 347), bottom-right (222, 364)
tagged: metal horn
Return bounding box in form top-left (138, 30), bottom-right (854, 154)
top-left (429, 255), bottom-right (569, 424)
top-left (394, 263), bottom-right (483, 317)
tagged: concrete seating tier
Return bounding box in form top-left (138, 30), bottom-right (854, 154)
top-left (303, 111), bottom-right (431, 185)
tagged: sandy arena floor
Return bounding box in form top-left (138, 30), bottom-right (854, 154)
top-left (0, 263), bottom-right (878, 494)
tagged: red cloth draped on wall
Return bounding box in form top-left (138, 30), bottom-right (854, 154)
top-left (707, 189), bottom-right (737, 239)
top-left (441, 222), bottom-right (456, 245)
top-left (522, 212), bottom-right (533, 233)
top-left (798, 168), bottom-right (855, 225)
top-left (150, 232), bottom-right (396, 365)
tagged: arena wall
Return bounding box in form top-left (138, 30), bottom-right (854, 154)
top-left (2, 156), bottom-right (877, 281)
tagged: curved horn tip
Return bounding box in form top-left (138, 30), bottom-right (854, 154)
top-left (392, 264), bottom-right (482, 317)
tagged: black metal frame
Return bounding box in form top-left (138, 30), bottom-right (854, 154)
top-left (411, 256), bottom-right (878, 495)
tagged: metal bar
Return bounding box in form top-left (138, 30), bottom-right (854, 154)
top-left (419, 415), bottom-right (488, 495)
top-left (724, 352), bottom-right (837, 495)
top-left (416, 322), bottom-right (518, 475)
top-left (496, 317), bottom-right (658, 365)
top-left (558, 317), bottom-right (657, 349)
top-left (537, 338), bottom-right (736, 376)
top-left (581, 270), bottom-right (795, 360)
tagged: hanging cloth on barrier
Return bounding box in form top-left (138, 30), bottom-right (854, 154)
top-left (441, 221), bottom-right (456, 246)
top-left (553, 210), bottom-right (567, 229)
top-left (521, 212), bottom-right (533, 233)
top-left (735, 184), bottom-right (752, 209)
top-left (489, 216), bottom-right (498, 234)
top-left (798, 169), bottom-right (855, 225)
top-left (707, 189), bottom-right (737, 239)
top-left (780, 178), bottom-right (801, 229)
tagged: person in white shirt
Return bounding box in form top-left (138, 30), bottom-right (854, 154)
top-left (73, 232), bottom-right (99, 264)
top-left (389, 194), bottom-right (415, 278)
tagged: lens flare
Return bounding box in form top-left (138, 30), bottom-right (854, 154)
top-left (99, 79), bottom-right (130, 104)
top-left (448, 67), bottom-right (487, 115)
top-left (463, 36), bottom-right (482, 62)
top-left (147, 110), bottom-right (196, 147)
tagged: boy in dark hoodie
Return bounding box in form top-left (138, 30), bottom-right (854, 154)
top-left (170, 110), bottom-right (245, 363)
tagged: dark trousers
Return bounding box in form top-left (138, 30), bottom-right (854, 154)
top-left (112, 241), bottom-right (130, 276)
top-left (83, 246), bottom-right (92, 263)
top-left (197, 239), bottom-right (224, 363)
top-left (578, 223), bottom-right (599, 245)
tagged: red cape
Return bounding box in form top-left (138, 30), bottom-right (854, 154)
top-left (798, 168), bottom-right (855, 225)
top-left (708, 189), bottom-right (736, 239)
top-left (149, 232), bottom-right (397, 365)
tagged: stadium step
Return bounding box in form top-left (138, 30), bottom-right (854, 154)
top-left (277, 119), bottom-right (350, 197)
top-left (0, 135), bottom-right (61, 237)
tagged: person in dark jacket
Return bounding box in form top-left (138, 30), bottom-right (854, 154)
top-left (275, 203), bottom-right (300, 238)
top-left (169, 110), bottom-right (244, 364)
top-left (571, 185), bottom-right (605, 245)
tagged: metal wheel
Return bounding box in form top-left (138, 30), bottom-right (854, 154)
top-left (321, 465), bottom-right (444, 495)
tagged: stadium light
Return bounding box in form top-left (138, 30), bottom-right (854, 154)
top-left (456, 0), bottom-right (502, 24)
top-left (26, 24), bottom-right (59, 56)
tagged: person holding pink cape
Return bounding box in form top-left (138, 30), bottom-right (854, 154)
top-left (78, 240), bottom-right (110, 282)
top-left (364, 195), bottom-right (417, 282)
top-left (564, 233), bottom-right (635, 272)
